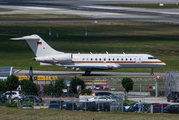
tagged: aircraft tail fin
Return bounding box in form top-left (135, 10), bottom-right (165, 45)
top-left (11, 34), bottom-right (63, 57)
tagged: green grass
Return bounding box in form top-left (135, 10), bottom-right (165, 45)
top-left (102, 3), bottom-right (179, 9)
top-left (0, 107), bottom-right (179, 120)
top-left (0, 21), bottom-right (179, 72)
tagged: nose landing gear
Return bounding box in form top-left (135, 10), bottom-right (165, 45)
top-left (85, 71), bottom-right (91, 76)
top-left (150, 68), bottom-right (154, 76)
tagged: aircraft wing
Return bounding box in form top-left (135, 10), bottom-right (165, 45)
top-left (64, 64), bottom-right (120, 70)
top-left (64, 65), bottom-right (109, 70)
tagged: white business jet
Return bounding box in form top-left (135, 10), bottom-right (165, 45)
top-left (11, 34), bottom-right (166, 76)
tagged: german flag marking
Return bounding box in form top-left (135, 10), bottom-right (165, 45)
top-left (37, 42), bottom-right (42, 45)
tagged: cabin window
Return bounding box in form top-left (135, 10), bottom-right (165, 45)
top-left (104, 58), bottom-right (106, 61)
top-left (113, 58), bottom-right (115, 61)
top-left (87, 58), bottom-right (89, 61)
top-left (121, 58), bottom-right (123, 61)
top-left (126, 58), bottom-right (128, 61)
top-left (117, 58), bottom-right (119, 61)
top-left (83, 58), bottom-right (85, 61)
top-left (130, 58), bottom-right (132, 61)
top-left (139, 58), bottom-right (141, 61)
top-left (108, 58), bottom-right (110, 61)
top-left (91, 58), bottom-right (93, 61)
top-left (134, 58), bottom-right (136, 61)
top-left (95, 58), bottom-right (97, 61)
top-left (99, 58), bottom-right (101, 61)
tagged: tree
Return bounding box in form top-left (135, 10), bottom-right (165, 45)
top-left (54, 78), bottom-right (66, 93)
top-left (121, 77), bottom-right (134, 93)
top-left (21, 80), bottom-right (38, 95)
top-left (44, 81), bottom-right (55, 95)
top-left (81, 89), bottom-right (92, 95)
top-left (0, 80), bottom-right (6, 93)
top-left (6, 75), bottom-right (19, 91)
top-left (70, 77), bottom-right (85, 93)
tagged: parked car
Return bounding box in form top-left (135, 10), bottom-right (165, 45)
top-left (144, 103), bottom-right (160, 113)
top-left (125, 103), bottom-right (136, 110)
top-left (3, 91), bottom-right (22, 99)
top-left (21, 103), bottom-right (33, 109)
top-left (167, 92), bottom-right (179, 102)
top-left (61, 101), bottom-right (77, 110)
top-left (87, 96), bottom-right (116, 102)
top-left (65, 102), bottom-right (77, 110)
top-left (154, 103), bottom-right (170, 113)
top-left (164, 104), bottom-right (179, 114)
top-left (48, 103), bottom-right (60, 110)
top-left (77, 101), bottom-right (96, 111)
top-left (96, 102), bottom-right (111, 112)
top-left (95, 92), bottom-right (117, 99)
top-left (0, 97), bottom-right (7, 103)
top-left (25, 95), bottom-right (42, 103)
top-left (0, 93), bottom-right (7, 100)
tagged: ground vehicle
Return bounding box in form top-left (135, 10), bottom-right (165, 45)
top-left (77, 101), bottom-right (96, 111)
top-left (25, 95), bottom-right (42, 103)
top-left (61, 101), bottom-right (77, 110)
top-left (164, 104), bottom-right (179, 113)
top-left (125, 103), bottom-right (136, 110)
top-left (95, 92), bottom-right (117, 98)
top-left (3, 91), bottom-right (22, 99)
top-left (21, 103), bottom-right (33, 109)
top-left (154, 103), bottom-right (169, 113)
top-left (87, 96), bottom-right (116, 102)
top-left (0, 97), bottom-right (6, 103)
top-left (49, 100), bottom-right (64, 109)
top-left (96, 102), bottom-right (111, 111)
top-left (167, 92), bottom-right (179, 102)
top-left (48, 103), bottom-right (60, 110)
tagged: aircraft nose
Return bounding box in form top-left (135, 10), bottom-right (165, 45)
top-left (161, 61), bottom-right (166, 66)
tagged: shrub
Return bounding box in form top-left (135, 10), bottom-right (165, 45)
top-left (81, 89), bottom-right (92, 95)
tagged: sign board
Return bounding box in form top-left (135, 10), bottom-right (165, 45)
top-left (148, 86), bottom-right (153, 90)
top-left (100, 86), bottom-right (103, 90)
top-left (156, 75), bottom-right (161, 80)
top-left (77, 85), bottom-right (81, 94)
top-left (111, 88), bottom-right (115, 90)
top-left (67, 81), bottom-right (70, 86)
top-left (162, 76), bottom-right (166, 80)
top-left (62, 89), bottom-right (67, 93)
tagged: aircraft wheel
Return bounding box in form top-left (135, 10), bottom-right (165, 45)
top-left (85, 71), bottom-right (91, 76)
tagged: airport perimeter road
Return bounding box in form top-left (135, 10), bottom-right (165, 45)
top-left (14, 70), bottom-right (171, 77)
top-left (0, 0), bottom-right (179, 24)
top-left (128, 97), bottom-right (179, 105)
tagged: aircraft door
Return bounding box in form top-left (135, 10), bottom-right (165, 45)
top-left (136, 58), bottom-right (141, 64)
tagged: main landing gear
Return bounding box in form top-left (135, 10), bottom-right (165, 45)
top-left (85, 71), bottom-right (91, 76)
top-left (150, 68), bottom-right (154, 76)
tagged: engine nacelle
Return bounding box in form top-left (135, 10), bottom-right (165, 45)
top-left (33, 54), bottom-right (72, 64)
top-left (53, 54), bottom-right (72, 63)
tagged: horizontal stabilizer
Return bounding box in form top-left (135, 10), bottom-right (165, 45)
top-left (11, 35), bottom-right (39, 40)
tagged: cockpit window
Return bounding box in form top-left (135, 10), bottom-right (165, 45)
top-left (148, 57), bottom-right (157, 59)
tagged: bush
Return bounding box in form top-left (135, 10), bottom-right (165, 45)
top-left (81, 89), bottom-right (92, 95)
top-left (5, 100), bottom-right (19, 108)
